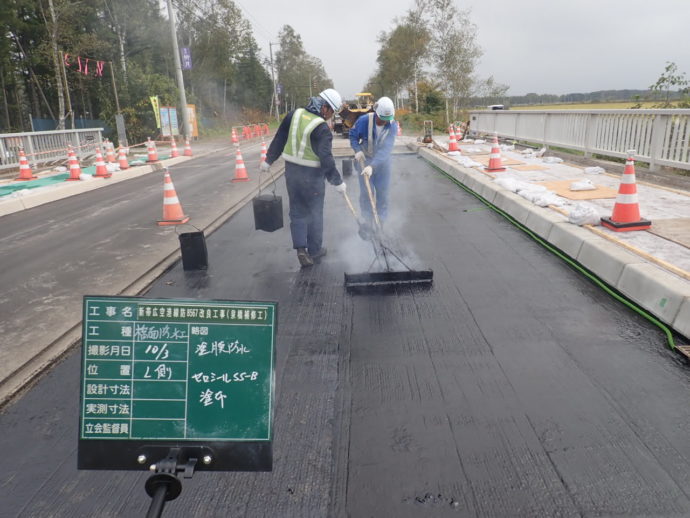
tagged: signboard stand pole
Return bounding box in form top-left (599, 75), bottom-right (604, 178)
top-left (144, 448), bottom-right (196, 518)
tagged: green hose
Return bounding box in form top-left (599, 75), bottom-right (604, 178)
top-left (426, 159), bottom-right (678, 350)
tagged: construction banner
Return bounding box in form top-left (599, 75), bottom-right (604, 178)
top-left (150, 96), bottom-right (161, 129)
top-left (186, 104), bottom-right (199, 138)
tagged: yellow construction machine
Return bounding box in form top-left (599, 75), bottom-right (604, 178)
top-left (334, 92), bottom-right (375, 138)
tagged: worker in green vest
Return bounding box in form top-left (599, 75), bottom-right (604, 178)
top-left (262, 89), bottom-right (346, 268)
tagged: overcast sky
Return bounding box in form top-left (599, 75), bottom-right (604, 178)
top-left (236, 0), bottom-right (690, 100)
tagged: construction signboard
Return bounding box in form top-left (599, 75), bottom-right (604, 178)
top-left (78, 296), bottom-right (276, 471)
top-left (159, 107), bottom-right (180, 137)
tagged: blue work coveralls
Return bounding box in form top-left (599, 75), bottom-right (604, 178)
top-left (349, 113), bottom-right (397, 223)
top-left (265, 108), bottom-right (343, 256)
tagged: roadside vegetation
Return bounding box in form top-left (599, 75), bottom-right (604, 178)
top-left (0, 0), bottom-right (331, 143)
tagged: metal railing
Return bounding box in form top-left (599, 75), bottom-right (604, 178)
top-left (0, 128), bottom-right (104, 171)
top-left (469, 109), bottom-right (690, 172)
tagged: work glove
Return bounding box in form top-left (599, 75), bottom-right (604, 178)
top-left (354, 151), bottom-right (366, 167)
top-left (259, 161), bottom-right (271, 173)
top-left (334, 182), bottom-right (347, 194)
top-left (361, 165), bottom-right (373, 178)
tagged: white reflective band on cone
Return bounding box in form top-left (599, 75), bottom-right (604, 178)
top-left (615, 194), bottom-right (639, 204)
top-left (163, 197), bottom-right (180, 205)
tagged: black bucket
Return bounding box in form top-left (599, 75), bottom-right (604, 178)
top-left (179, 230), bottom-right (208, 270)
top-left (253, 194), bottom-right (283, 232)
top-left (342, 158), bottom-right (353, 177)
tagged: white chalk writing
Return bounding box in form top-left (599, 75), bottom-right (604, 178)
top-left (199, 389), bottom-right (227, 408)
top-left (191, 371), bottom-right (259, 383)
top-left (134, 324), bottom-right (187, 341)
top-left (194, 340), bottom-right (250, 356)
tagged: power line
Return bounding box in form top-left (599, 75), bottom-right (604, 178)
top-left (170, 0), bottom-right (272, 62)
top-left (233, 1), bottom-right (274, 43)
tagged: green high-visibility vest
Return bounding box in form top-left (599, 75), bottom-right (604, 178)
top-left (281, 108), bottom-right (325, 167)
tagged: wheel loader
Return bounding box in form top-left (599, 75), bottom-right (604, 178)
top-left (334, 92), bottom-right (375, 138)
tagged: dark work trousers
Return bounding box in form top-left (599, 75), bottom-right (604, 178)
top-left (284, 164), bottom-right (326, 256)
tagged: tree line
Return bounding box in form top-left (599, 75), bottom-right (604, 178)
top-left (472, 62), bottom-right (690, 109)
top-left (364, 0), bottom-right (506, 125)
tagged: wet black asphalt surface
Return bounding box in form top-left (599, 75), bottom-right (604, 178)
top-left (2, 153), bottom-right (690, 517)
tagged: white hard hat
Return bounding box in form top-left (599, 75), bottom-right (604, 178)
top-left (374, 96), bottom-right (395, 121)
top-left (319, 88), bottom-right (343, 113)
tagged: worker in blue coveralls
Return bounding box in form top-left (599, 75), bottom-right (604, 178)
top-left (349, 96), bottom-right (397, 237)
top-left (261, 88), bottom-right (347, 268)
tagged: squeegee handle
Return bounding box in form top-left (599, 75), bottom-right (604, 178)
top-left (363, 175), bottom-right (381, 228)
top-left (342, 191), bottom-right (358, 220)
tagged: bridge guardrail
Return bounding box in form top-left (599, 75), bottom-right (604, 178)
top-left (0, 128), bottom-right (104, 171)
top-left (469, 109), bottom-right (690, 172)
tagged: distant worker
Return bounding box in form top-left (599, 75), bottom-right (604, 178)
top-left (349, 96), bottom-right (397, 233)
top-left (261, 88), bottom-right (347, 268)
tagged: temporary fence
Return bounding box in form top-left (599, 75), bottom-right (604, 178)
top-left (231, 123), bottom-right (271, 140)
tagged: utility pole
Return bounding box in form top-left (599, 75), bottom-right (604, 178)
top-left (269, 42), bottom-right (279, 121)
top-left (109, 61), bottom-right (128, 146)
top-left (166, 0), bottom-right (191, 139)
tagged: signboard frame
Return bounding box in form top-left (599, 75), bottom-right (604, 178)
top-left (77, 295), bottom-right (276, 472)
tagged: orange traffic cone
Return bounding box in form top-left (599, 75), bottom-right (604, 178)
top-left (157, 169), bottom-right (190, 226)
top-left (231, 128), bottom-right (239, 146)
top-left (457, 121), bottom-right (468, 141)
top-left (485, 132), bottom-right (506, 172)
top-left (105, 140), bottom-right (116, 163)
top-left (262, 123), bottom-right (269, 136)
top-left (65, 146), bottom-right (82, 181)
top-left (118, 146), bottom-right (130, 170)
top-left (232, 148), bottom-right (249, 182)
top-left (601, 150), bottom-right (651, 231)
top-left (146, 138), bottom-right (159, 163)
top-left (93, 147), bottom-right (112, 178)
top-left (260, 141), bottom-right (267, 164)
top-left (170, 137), bottom-right (179, 158)
top-left (183, 138), bottom-right (193, 157)
top-left (397, 122), bottom-right (402, 137)
top-left (14, 149), bottom-right (37, 181)
top-left (447, 125), bottom-right (460, 155)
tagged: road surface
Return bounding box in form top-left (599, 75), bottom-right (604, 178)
top-left (2, 152), bottom-right (690, 517)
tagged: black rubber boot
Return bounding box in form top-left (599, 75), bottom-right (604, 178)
top-left (296, 248), bottom-right (314, 268)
